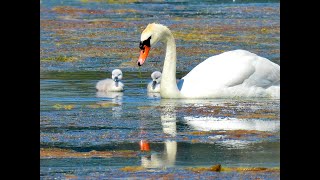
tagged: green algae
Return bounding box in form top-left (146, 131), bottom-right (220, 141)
top-left (41, 56), bottom-right (79, 62)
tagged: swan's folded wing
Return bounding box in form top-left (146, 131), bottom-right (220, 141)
top-left (180, 54), bottom-right (253, 88)
top-left (180, 50), bottom-right (279, 90)
top-left (242, 57), bottom-right (280, 88)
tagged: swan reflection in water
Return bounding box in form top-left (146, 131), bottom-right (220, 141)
top-left (140, 99), bottom-right (177, 169)
top-left (139, 99), bottom-right (280, 168)
top-left (96, 91), bottom-right (123, 118)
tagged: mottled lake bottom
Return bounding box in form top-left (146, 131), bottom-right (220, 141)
top-left (40, 71), bottom-right (279, 178)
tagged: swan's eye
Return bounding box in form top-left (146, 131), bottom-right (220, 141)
top-left (139, 36), bottom-right (151, 50)
top-left (139, 41), bottom-right (144, 50)
top-left (145, 36), bottom-right (151, 46)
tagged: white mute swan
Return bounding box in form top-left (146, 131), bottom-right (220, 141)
top-left (96, 69), bottom-right (124, 92)
top-left (147, 71), bottom-right (162, 93)
top-left (137, 23), bottom-right (280, 99)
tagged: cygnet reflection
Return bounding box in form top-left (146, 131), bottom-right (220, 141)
top-left (96, 91), bottom-right (123, 118)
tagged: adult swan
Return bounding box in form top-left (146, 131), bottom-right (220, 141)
top-left (137, 23), bottom-right (280, 99)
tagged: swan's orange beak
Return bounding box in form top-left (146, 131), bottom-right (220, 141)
top-left (137, 45), bottom-right (150, 66)
top-left (139, 140), bottom-right (150, 151)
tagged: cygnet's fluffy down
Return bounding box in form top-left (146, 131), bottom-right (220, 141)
top-left (147, 71), bottom-right (161, 93)
top-left (96, 69), bottom-right (124, 92)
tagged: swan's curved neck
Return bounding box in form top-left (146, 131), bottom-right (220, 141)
top-left (160, 32), bottom-right (181, 98)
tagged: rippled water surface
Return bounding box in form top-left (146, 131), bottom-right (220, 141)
top-left (40, 0), bottom-right (280, 179)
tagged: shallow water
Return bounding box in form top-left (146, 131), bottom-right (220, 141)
top-left (40, 0), bottom-right (280, 179)
top-left (40, 71), bottom-right (280, 179)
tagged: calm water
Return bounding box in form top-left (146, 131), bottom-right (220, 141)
top-left (40, 0), bottom-right (280, 179)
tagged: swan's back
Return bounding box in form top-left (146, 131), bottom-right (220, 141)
top-left (178, 50), bottom-right (279, 98)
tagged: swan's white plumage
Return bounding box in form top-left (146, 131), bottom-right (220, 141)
top-left (96, 69), bottom-right (124, 92)
top-left (177, 50), bottom-right (280, 98)
top-left (139, 23), bottom-right (280, 99)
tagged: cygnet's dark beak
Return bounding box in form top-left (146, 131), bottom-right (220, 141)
top-left (114, 77), bottom-right (119, 82)
top-left (152, 81), bottom-right (157, 89)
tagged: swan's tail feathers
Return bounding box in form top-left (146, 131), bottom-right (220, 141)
top-left (266, 85), bottom-right (280, 98)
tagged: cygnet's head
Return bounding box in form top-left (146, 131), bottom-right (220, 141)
top-left (111, 69), bottom-right (123, 82)
top-left (151, 71), bottom-right (162, 84)
top-left (151, 71), bottom-right (161, 89)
